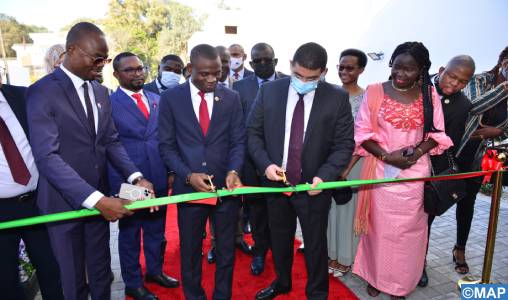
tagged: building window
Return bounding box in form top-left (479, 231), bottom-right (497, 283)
top-left (225, 26), bottom-right (237, 34)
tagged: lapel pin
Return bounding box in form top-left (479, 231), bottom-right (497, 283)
top-left (444, 99), bottom-right (450, 104)
top-left (214, 96), bottom-right (220, 102)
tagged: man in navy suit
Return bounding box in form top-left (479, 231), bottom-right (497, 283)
top-left (228, 44), bottom-right (254, 82)
top-left (109, 52), bottom-right (179, 300)
top-left (144, 55), bottom-right (184, 95)
top-left (232, 42), bottom-right (286, 276)
top-left (0, 75), bottom-right (64, 300)
top-left (158, 44), bottom-right (245, 300)
top-left (26, 22), bottom-right (154, 300)
top-left (248, 43), bottom-right (354, 300)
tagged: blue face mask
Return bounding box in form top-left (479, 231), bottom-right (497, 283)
top-left (160, 71), bottom-right (181, 88)
top-left (290, 76), bottom-right (319, 94)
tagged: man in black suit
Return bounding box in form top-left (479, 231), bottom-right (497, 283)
top-left (228, 44), bottom-right (254, 82)
top-left (144, 54), bottom-right (184, 95)
top-left (0, 74), bottom-right (64, 299)
top-left (232, 42), bottom-right (286, 276)
top-left (248, 42), bottom-right (354, 300)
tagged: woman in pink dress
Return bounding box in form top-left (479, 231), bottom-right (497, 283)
top-left (352, 42), bottom-right (452, 299)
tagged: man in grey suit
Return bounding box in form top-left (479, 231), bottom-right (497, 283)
top-left (232, 42), bottom-right (286, 276)
top-left (248, 42), bottom-right (354, 300)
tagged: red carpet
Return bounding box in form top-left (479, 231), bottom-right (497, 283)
top-left (136, 204), bottom-right (358, 299)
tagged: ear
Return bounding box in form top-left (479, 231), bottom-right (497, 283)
top-left (187, 63), bottom-right (193, 77)
top-left (438, 66), bottom-right (445, 75)
top-left (358, 67), bottom-right (365, 75)
top-left (273, 58), bottom-right (278, 67)
top-left (113, 71), bottom-right (119, 80)
top-left (321, 67), bottom-right (328, 77)
top-left (243, 53), bottom-right (247, 61)
top-left (249, 61), bottom-right (255, 70)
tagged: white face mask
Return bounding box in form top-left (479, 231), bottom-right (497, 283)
top-left (229, 57), bottom-right (243, 70)
top-left (160, 71), bottom-right (181, 88)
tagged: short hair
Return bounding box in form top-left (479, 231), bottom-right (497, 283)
top-left (340, 48), bottom-right (368, 68)
top-left (66, 22), bottom-right (104, 50)
top-left (228, 43), bottom-right (245, 53)
top-left (251, 43), bottom-right (274, 57)
top-left (161, 54), bottom-right (184, 66)
top-left (215, 45), bottom-right (228, 55)
top-left (446, 55), bottom-right (475, 73)
top-left (113, 52), bottom-right (138, 71)
top-left (44, 44), bottom-right (65, 74)
top-left (292, 42), bottom-right (328, 70)
top-left (190, 44), bottom-right (218, 64)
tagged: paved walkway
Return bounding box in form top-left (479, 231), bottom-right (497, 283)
top-left (36, 189), bottom-right (508, 299)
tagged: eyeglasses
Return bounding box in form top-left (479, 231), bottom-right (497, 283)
top-left (119, 66), bottom-right (148, 75)
top-left (74, 45), bottom-right (112, 65)
top-left (336, 65), bottom-right (358, 72)
top-left (251, 58), bottom-right (275, 65)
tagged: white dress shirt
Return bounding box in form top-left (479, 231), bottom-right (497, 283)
top-left (230, 67), bottom-right (245, 80)
top-left (119, 87), bottom-right (151, 113)
top-left (60, 65), bottom-right (142, 208)
top-left (0, 91), bottom-right (39, 198)
top-left (189, 80), bottom-right (213, 120)
top-left (281, 85), bottom-right (315, 170)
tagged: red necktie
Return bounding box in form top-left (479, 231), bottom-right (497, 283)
top-left (233, 72), bottom-right (239, 80)
top-left (0, 116), bottom-right (31, 185)
top-left (132, 93), bottom-right (149, 119)
top-left (198, 91), bottom-right (210, 135)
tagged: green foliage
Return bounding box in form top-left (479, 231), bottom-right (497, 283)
top-left (103, 0), bottom-right (202, 78)
top-left (0, 13), bottom-right (48, 57)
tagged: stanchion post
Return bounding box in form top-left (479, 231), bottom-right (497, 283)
top-left (481, 170), bottom-right (503, 283)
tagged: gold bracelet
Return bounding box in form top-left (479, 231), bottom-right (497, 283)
top-left (416, 147), bottom-right (424, 156)
top-left (379, 153), bottom-right (387, 161)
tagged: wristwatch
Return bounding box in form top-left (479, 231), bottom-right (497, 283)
top-left (132, 176), bottom-right (144, 185)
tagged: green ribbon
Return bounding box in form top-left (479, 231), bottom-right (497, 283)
top-left (0, 170), bottom-right (496, 230)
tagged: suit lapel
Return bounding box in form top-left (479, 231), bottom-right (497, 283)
top-left (144, 90), bottom-right (158, 135)
top-left (207, 86), bottom-right (224, 140)
top-left (303, 83), bottom-right (324, 150)
top-left (116, 88), bottom-right (148, 126)
top-left (181, 82), bottom-right (204, 139)
top-left (92, 81), bottom-right (108, 141)
top-left (274, 79), bottom-right (290, 162)
top-left (54, 68), bottom-right (94, 138)
top-left (2, 85), bottom-right (29, 136)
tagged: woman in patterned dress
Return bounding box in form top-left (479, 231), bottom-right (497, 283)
top-left (352, 42), bottom-right (452, 299)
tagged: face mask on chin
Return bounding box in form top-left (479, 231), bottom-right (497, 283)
top-left (290, 75), bottom-right (319, 94)
top-left (230, 57), bottom-right (243, 70)
top-left (160, 71), bottom-right (181, 88)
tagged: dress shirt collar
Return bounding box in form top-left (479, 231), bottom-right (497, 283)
top-left (230, 67), bottom-right (245, 78)
top-left (257, 72), bottom-right (276, 86)
top-left (189, 78), bottom-right (214, 97)
top-left (119, 86), bottom-right (144, 98)
top-left (60, 64), bottom-right (88, 91)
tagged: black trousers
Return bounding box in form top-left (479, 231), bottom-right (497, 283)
top-left (427, 177), bottom-right (483, 250)
top-left (247, 194), bottom-right (270, 257)
top-left (0, 193), bottom-right (64, 300)
top-left (267, 192), bottom-right (331, 300)
top-left (178, 197), bottom-right (240, 300)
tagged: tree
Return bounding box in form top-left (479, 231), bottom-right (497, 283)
top-left (103, 0), bottom-right (202, 78)
top-left (0, 14), bottom-right (48, 57)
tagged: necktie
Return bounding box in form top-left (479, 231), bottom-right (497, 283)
top-left (0, 117), bottom-right (31, 185)
top-left (286, 93), bottom-right (305, 185)
top-left (132, 93), bottom-right (149, 119)
top-left (233, 72), bottom-right (239, 80)
top-left (198, 91), bottom-right (210, 135)
top-left (82, 82), bottom-right (96, 136)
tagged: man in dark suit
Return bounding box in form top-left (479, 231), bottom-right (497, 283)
top-left (0, 74), bottom-right (64, 300)
top-left (26, 22), bottom-right (154, 300)
top-left (228, 44), bottom-right (254, 82)
top-left (158, 44), bottom-right (245, 300)
top-left (109, 52), bottom-right (179, 300)
top-left (144, 55), bottom-right (184, 95)
top-left (232, 42), bottom-right (286, 276)
top-left (248, 42), bottom-right (354, 300)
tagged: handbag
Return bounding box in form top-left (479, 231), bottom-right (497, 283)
top-left (332, 179), bottom-right (353, 205)
top-left (424, 150), bottom-right (467, 216)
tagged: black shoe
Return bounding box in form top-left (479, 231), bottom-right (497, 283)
top-left (418, 269), bottom-right (428, 287)
top-left (243, 221), bottom-right (251, 234)
top-left (125, 286), bottom-right (159, 300)
top-left (207, 247), bottom-right (216, 264)
top-left (145, 273), bottom-right (179, 288)
top-left (236, 240), bottom-right (253, 255)
top-left (255, 286), bottom-right (288, 300)
top-left (251, 255), bottom-right (265, 275)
